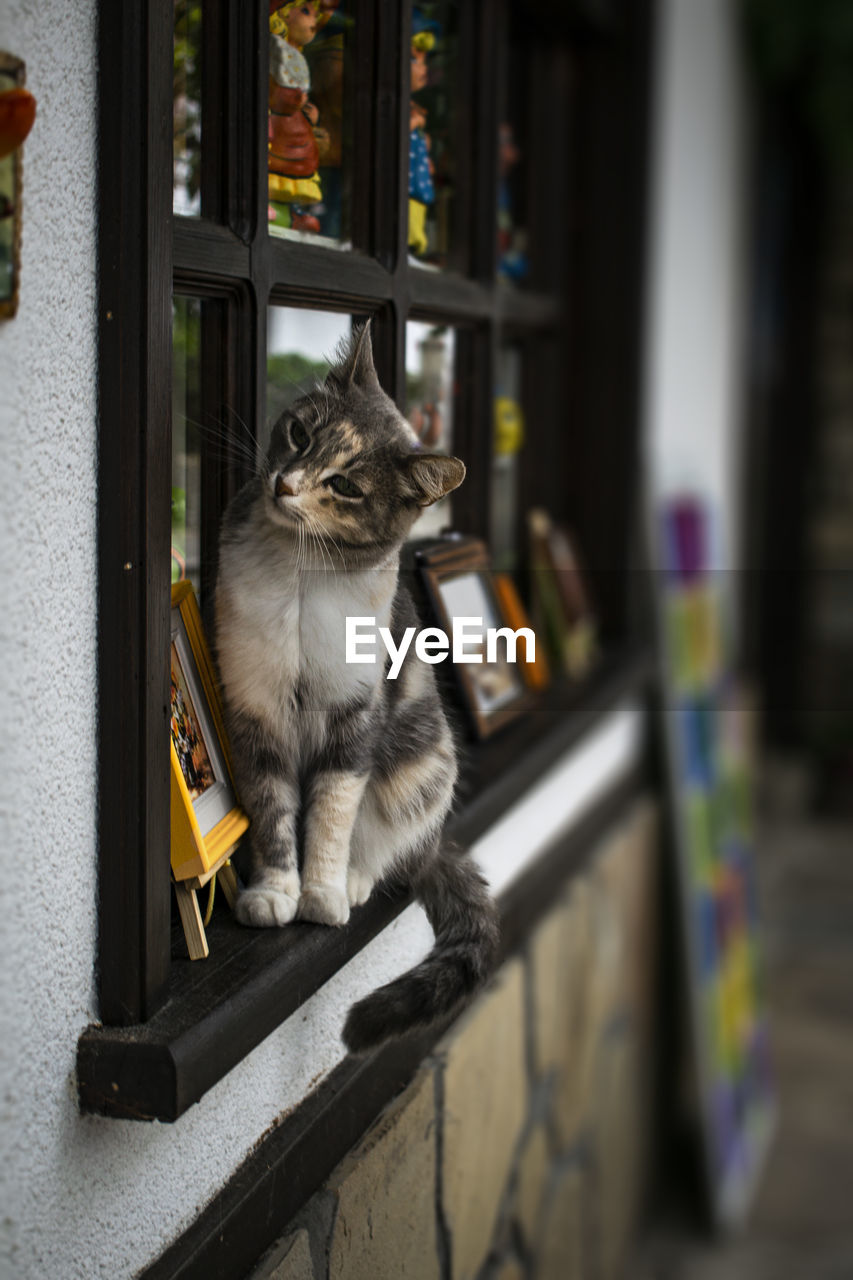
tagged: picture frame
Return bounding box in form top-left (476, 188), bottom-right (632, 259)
top-left (528, 508), bottom-right (598, 680)
top-left (416, 537), bottom-right (533, 739)
top-left (170, 581), bottom-right (249, 882)
top-left (493, 571), bottom-right (551, 692)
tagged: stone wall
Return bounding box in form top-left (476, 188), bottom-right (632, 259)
top-left (250, 797), bottom-right (660, 1280)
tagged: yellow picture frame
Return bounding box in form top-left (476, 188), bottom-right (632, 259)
top-left (170, 581), bottom-right (249, 881)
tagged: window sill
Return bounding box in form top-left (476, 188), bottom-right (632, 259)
top-left (77, 645), bottom-right (653, 1121)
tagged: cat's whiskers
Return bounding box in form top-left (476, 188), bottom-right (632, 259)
top-left (303, 511), bottom-right (336, 576)
top-left (178, 413), bottom-right (265, 475)
top-left (216, 404), bottom-right (268, 476)
top-left (306, 509), bottom-right (347, 572)
top-left (296, 515), bottom-right (306, 576)
top-left (222, 403), bottom-right (260, 452)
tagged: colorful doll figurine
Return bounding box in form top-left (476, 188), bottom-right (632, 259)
top-left (305, 1), bottom-right (345, 238)
top-left (408, 18), bottom-right (436, 256)
top-left (268, 1), bottom-right (325, 232)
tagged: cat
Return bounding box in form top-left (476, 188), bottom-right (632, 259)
top-left (214, 323), bottom-right (499, 1053)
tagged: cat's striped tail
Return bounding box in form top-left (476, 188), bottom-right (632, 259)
top-left (341, 846), bottom-right (500, 1054)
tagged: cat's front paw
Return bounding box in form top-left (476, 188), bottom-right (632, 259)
top-left (347, 869), bottom-right (375, 908)
top-left (236, 887), bottom-right (299, 928)
top-left (298, 883), bottom-right (350, 927)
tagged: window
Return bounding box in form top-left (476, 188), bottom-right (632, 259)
top-left (94, 0), bottom-right (652, 1069)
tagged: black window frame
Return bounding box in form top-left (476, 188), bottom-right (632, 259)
top-left (87, 0), bottom-right (655, 1113)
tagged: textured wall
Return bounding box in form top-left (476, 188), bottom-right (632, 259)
top-left (0, 7), bottom-right (646, 1279)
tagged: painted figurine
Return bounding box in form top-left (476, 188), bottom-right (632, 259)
top-left (408, 18), bottom-right (436, 256)
top-left (305, 1), bottom-right (346, 238)
top-left (268, 1), bottom-right (326, 232)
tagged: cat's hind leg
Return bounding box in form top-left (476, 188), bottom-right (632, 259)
top-left (347, 742), bottom-right (457, 907)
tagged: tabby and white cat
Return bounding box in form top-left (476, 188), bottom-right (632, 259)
top-left (214, 324), bottom-right (498, 1052)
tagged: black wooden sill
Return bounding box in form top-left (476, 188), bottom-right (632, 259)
top-left (77, 646), bottom-right (652, 1122)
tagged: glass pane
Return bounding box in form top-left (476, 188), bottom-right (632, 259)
top-left (409, 3), bottom-right (461, 269)
top-left (268, 2), bottom-right (354, 245)
top-left (267, 306), bottom-right (352, 442)
top-left (497, 120), bottom-right (529, 284)
top-left (405, 321), bottom-right (456, 538)
top-left (496, 30), bottom-right (529, 284)
top-left (173, 1), bottom-right (202, 216)
top-left (491, 344), bottom-right (525, 571)
top-left (172, 297), bottom-right (203, 588)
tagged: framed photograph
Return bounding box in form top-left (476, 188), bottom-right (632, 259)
top-left (416, 538), bottom-right (533, 739)
top-left (528, 508), bottom-right (598, 679)
top-left (170, 581), bottom-right (249, 881)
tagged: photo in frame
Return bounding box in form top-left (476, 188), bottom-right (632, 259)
top-left (170, 581), bottom-right (249, 882)
top-left (416, 537), bottom-right (532, 739)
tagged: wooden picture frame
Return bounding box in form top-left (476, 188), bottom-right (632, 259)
top-left (528, 508), bottom-right (598, 681)
top-left (416, 537), bottom-right (533, 739)
top-left (170, 581), bottom-right (249, 882)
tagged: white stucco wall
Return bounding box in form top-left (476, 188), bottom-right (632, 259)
top-left (0, 6), bottom-right (645, 1278)
top-left (643, 0), bottom-right (750, 572)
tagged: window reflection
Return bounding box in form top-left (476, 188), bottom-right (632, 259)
top-left (172, 297), bottom-right (202, 586)
top-left (409, 4), bottom-right (460, 269)
top-left (495, 14), bottom-right (531, 284)
top-left (173, 0), bottom-right (202, 216)
top-left (306, 3), bottom-right (350, 241)
top-left (491, 344), bottom-right (524, 571)
top-left (267, 306), bottom-right (352, 441)
top-left (497, 121), bottom-right (528, 283)
top-left (268, 2), bottom-right (352, 244)
top-left (406, 321), bottom-right (456, 537)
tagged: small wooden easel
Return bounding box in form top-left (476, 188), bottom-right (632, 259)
top-left (173, 847), bottom-right (240, 960)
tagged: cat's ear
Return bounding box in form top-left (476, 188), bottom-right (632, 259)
top-left (326, 321), bottom-right (380, 392)
top-left (406, 453), bottom-right (466, 506)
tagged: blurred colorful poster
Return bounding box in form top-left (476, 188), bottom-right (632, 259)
top-left (660, 495), bottom-right (775, 1227)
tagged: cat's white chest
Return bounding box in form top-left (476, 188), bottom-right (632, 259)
top-left (299, 573), bottom-right (390, 704)
top-left (217, 532), bottom-right (394, 729)
top-left (216, 538), bottom-right (301, 721)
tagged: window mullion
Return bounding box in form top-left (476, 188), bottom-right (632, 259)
top-left (374, 0), bottom-right (409, 274)
top-left (451, 324), bottom-right (493, 541)
top-left (98, 0), bottom-right (174, 1024)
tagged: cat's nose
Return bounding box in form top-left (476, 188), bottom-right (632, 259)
top-left (275, 474), bottom-right (297, 498)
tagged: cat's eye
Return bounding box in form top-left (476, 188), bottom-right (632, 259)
top-left (327, 475), bottom-right (363, 499)
top-left (290, 420), bottom-right (309, 452)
